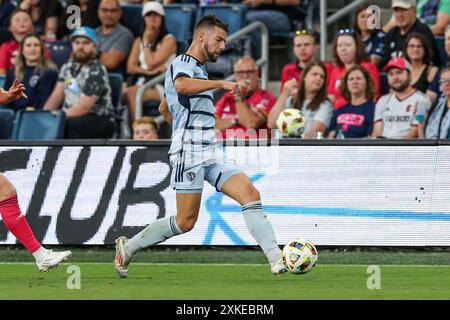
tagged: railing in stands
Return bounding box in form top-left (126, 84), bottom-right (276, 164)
top-left (135, 21), bottom-right (269, 124)
top-left (319, 0), bottom-right (367, 60)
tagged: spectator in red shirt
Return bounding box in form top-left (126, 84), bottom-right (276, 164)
top-left (327, 28), bottom-right (380, 109)
top-left (280, 29), bottom-right (332, 93)
top-left (0, 9), bottom-right (34, 76)
top-left (215, 56), bottom-right (276, 140)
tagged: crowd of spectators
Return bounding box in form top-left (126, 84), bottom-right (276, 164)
top-left (1, 0), bottom-right (450, 141)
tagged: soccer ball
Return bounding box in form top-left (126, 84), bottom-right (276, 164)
top-left (282, 238), bottom-right (318, 274)
top-left (276, 108), bottom-right (306, 137)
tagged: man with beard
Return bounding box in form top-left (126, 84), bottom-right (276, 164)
top-left (372, 57), bottom-right (431, 138)
top-left (114, 15), bottom-right (288, 278)
top-left (44, 26), bottom-right (116, 139)
top-left (95, 0), bottom-right (133, 75)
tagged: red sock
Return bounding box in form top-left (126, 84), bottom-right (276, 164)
top-left (0, 195), bottom-right (41, 253)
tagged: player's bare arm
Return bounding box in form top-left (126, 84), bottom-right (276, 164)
top-left (404, 126), bottom-right (419, 139)
top-left (158, 96), bottom-right (172, 124)
top-left (371, 121), bottom-right (384, 138)
top-left (174, 76), bottom-right (239, 95)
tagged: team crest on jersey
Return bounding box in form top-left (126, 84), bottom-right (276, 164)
top-left (406, 104), bottom-right (417, 113)
top-left (186, 172), bottom-right (196, 181)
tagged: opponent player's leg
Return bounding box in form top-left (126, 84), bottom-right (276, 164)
top-left (219, 172), bottom-right (286, 274)
top-left (114, 192), bottom-right (202, 278)
top-left (0, 173), bottom-right (72, 272)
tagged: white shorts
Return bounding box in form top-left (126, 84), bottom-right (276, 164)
top-left (170, 151), bottom-right (242, 194)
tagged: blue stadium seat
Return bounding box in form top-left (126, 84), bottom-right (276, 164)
top-left (12, 109), bottom-right (66, 140)
top-left (121, 4), bottom-right (195, 54)
top-left (143, 100), bottom-right (161, 117)
top-left (0, 108), bottom-right (14, 139)
top-left (47, 40), bottom-right (72, 69)
top-left (120, 4), bottom-right (142, 38)
top-left (108, 73), bottom-right (123, 113)
top-left (108, 73), bottom-right (126, 137)
top-left (196, 4), bottom-right (247, 35)
top-left (165, 4), bottom-right (196, 40)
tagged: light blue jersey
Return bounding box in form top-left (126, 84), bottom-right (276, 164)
top-left (164, 53), bottom-right (242, 193)
top-left (165, 54), bottom-right (217, 158)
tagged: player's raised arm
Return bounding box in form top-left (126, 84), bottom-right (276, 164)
top-left (174, 76), bottom-right (239, 95)
top-left (158, 96), bottom-right (172, 124)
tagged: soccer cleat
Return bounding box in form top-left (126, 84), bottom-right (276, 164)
top-left (36, 249), bottom-right (72, 272)
top-left (114, 236), bottom-right (133, 278)
top-left (270, 257), bottom-right (288, 275)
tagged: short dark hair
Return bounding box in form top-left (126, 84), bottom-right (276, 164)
top-left (194, 15), bottom-right (228, 35)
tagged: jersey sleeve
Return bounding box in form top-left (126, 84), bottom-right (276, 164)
top-left (171, 58), bottom-right (195, 82)
top-left (374, 96), bottom-right (386, 122)
top-left (259, 91), bottom-right (277, 118)
top-left (329, 109), bottom-right (338, 132)
top-left (314, 101), bottom-right (334, 127)
top-left (414, 96), bottom-right (432, 124)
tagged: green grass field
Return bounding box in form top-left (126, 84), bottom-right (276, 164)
top-left (0, 247), bottom-right (449, 300)
top-left (1, 263), bottom-right (450, 300)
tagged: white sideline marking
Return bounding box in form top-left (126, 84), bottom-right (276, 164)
top-left (0, 262), bottom-right (449, 267)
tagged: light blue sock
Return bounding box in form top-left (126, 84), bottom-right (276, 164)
top-left (242, 200), bottom-right (281, 264)
top-left (125, 216), bottom-right (183, 255)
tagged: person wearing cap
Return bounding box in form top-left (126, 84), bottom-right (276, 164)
top-left (381, 0), bottom-right (441, 69)
top-left (43, 26), bottom-right (116, 139)
top-left (96, 0), bottom-right (134, 75)
top-left (384, 0), bottom-right (450, 36)
top-left (123, 1), bottom-right (176, 125)
top-left (372, 57), bottom-right (431, 139)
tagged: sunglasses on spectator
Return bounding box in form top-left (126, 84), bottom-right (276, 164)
top-left (439, 78), bottom-right (450, 85)
top-left (336, 28), bottom-right (355, 35)
top-left (295, 29), bottom-right (313, 36)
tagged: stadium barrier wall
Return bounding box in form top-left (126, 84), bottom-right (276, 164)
top-left (1, 139), bottom-right (450, 246)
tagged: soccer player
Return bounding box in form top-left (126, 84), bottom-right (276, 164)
top-left (0, 79), bottom-right (72, 272)
top-left (114, 15), bottom-right (287, 277)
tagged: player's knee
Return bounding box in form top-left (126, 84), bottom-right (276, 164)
top-left (176, 215), bottom-right (197, 233)
top-left (0, 180), bottom-right (16, 199)
top-left (242, 185), bottom-right (260, 203)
